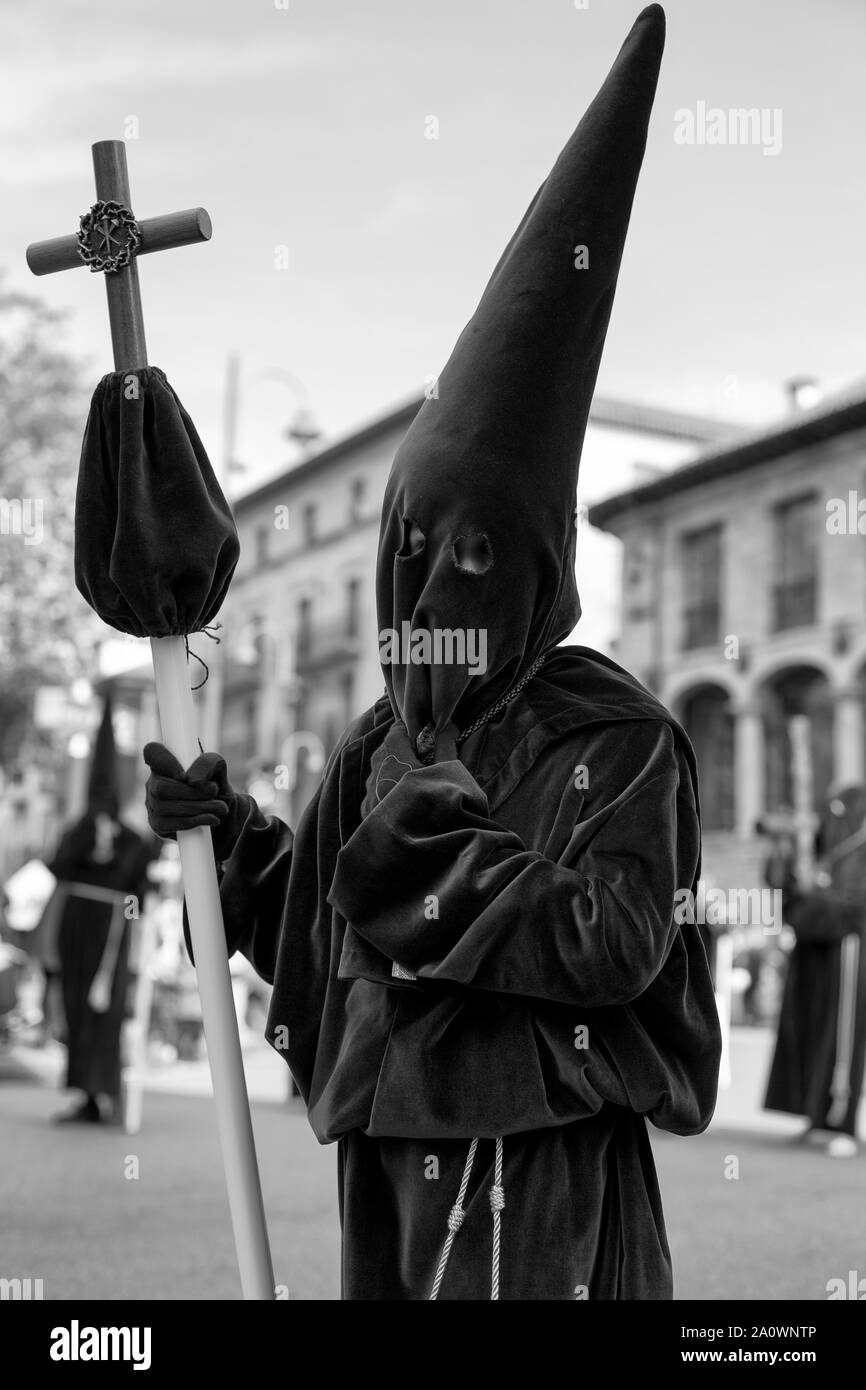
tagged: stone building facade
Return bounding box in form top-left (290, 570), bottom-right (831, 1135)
top-left (589, 389), bottom-right (866, 890)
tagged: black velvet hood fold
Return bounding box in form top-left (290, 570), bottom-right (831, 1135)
top-left (376, 5), bottom-right (666, 745)
top-left (75, 366), bottom-right (239, 638)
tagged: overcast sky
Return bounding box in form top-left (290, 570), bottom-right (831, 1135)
top-left (3, 0), bottom-right (865, 501)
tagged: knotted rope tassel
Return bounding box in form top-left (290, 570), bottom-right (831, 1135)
top-left (489, 1135), bottom-right (505, 1301)
top-left (429, 1138), bottom-right (478, 1300)
top-left (429, 1137), bottom-right (506, 1301)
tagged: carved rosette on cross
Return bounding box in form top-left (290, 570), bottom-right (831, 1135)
top-left (77, 199), bottom-right (141, 274)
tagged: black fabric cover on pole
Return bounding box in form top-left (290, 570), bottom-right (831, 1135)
top-left (75, 367), bottom-right (239, 639)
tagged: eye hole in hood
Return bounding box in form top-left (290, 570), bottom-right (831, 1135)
top-left (397, 516), bottom-right (425, 558)
top-left (453, 533), bottom-right (493, 575)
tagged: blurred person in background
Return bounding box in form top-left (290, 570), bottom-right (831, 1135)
top-left (40, 697), bottom-right (157, 1123)
top-left (1, 858), bottom-right (48, 1041)
top-left (764, 785), bottom-right (866, 1157)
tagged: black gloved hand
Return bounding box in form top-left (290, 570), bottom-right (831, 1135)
top-left (361, 722), bottom-right (420, 818)
top-left (143, 743), bottom-right (247, 860)
top-left (360, 720), bottom-right (459, 818)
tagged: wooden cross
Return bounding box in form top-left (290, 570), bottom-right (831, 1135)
top-left (26, 140), bottom-right (211, 371)
top-left (25, 140), bottom-right (276, 1301)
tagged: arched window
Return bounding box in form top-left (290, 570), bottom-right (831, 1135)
top-left (762, 666), bottom-right (833, 813)
top-left (680, 685), bottom-right (735, 831)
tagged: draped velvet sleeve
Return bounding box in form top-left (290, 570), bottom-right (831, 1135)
top-left (329, 721), bottom-right (695, 1009)
top-left (326, 718), bottom-right (720, 1138)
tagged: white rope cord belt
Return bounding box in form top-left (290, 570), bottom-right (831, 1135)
top-left (429, 1136), bottom-right (505, 1300)
top-left (827, 934), bottom-right (860, 1127)
top-left (64, 882), bottom-right (128, 1015)
top-left (65, 881), bottom-right (127, 906)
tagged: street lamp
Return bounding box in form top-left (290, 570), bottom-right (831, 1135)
top-left (254, 368), bottom-right (322, 454)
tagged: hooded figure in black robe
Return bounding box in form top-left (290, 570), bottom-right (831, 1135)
top-left (145, 4), bottom-right (720, 1298)
top-left (46, 697), bottom-right (156, 1122)
top-left (764, 785), bottom-right (866, 1154)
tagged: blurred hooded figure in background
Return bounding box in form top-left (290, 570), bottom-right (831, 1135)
top-left (44, 697), bottom-right (156, 1123)
top-left (145, 5), bottom-right (720, 1299)
top-left (765, 784), bottom-right (866, 1157)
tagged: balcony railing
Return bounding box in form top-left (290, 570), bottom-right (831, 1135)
top-left (295, 620), bottom-right (362, 673)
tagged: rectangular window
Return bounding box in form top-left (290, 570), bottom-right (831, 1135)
top-left (242, 613), bottom-right (264, 666)
top-left (350, 476), bottom-right (366, 523)
top-left (772, 494), bottom-right (817, 630)
top-left (346, 577), bottom-right (361, 638)
top-left (245, 698), bottom-right (257, 759)
top-left (342, 670), bottom-right (355, 725)
top-left (681, 524), bottom-right (723, 650)
top-left (296, 596), bottom-right (312, 659)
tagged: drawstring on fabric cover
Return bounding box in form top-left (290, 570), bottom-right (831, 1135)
top-left (184, 622), bottom-right (222, 692)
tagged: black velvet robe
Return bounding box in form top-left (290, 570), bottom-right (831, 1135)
top-left (765, 851), bottom-right (866, 1137)
top-left (190, 10), bottom-right (710, 1296)
top-left (213, 648), bottom-right (720, 1300)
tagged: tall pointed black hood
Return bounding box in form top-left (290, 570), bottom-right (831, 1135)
top-left (375, 5), bottom-right (666, 746)
top-left (87, 694), bottom-right (120, 819)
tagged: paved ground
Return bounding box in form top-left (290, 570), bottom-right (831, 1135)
top-left (0, 1047), bottom-right (339, 1301)
top-left (1, 1028), bottom-right (862, 1301)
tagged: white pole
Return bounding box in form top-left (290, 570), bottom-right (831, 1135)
top-left (150, 634), bottom-right (274, 1300)
top-left (789, 714), bottom-right (815, 889)
top-left (124, 902), bottom-right (158, 1136)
